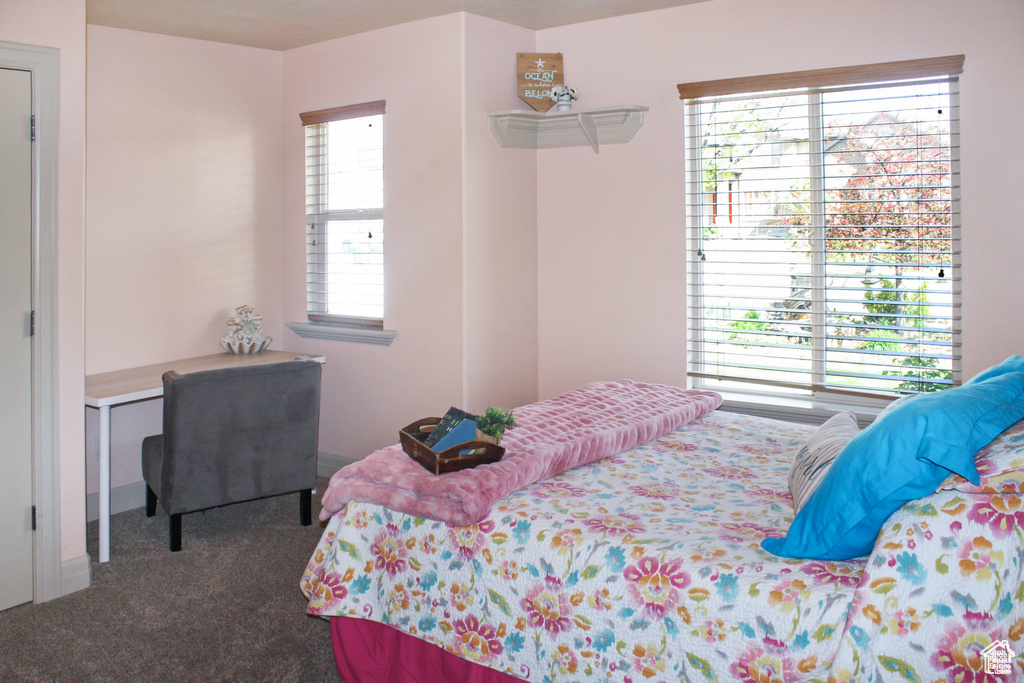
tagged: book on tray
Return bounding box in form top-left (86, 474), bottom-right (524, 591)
top-left (423, 407), bottom-right (478, 452)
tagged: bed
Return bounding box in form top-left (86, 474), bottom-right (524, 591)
top-left (302, 378), bottom-right (1024, 682)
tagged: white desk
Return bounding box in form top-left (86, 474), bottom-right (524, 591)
top-left (85, 350), bottom-right (324, 562)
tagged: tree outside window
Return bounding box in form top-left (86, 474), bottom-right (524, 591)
top-left (686, 77), bottom-right (959, 397)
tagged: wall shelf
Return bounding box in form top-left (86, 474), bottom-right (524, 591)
top-left (488, 105), bottom-right (648, 153)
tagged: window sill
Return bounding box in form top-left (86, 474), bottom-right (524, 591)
top-left (287, 322), bottom-right (397, 346)
top-left (713, 390), bottom-right (887, 429)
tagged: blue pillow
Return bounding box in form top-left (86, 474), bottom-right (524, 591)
top-left (762, 370), bottom-right (1024, 560)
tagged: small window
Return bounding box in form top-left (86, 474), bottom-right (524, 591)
top-left (301, 101), bottom-right (385, 327)
top-left (680, 57), bottom-right (963, 399)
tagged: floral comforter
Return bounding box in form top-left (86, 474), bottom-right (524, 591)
top-left (302, 411), bottom-right (1024, 682)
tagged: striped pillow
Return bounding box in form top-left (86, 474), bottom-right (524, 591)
top-left (788, 411), bottom-right (860, 512)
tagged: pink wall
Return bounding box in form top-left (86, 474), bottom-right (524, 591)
top-left (83, 13), bottom-right (543, 490)
top-left (461, 14), bottom-right (539, 411)
top-left (0, 0), bottom-right (88, 564)
top-left (86, 26), bottom-right (284, 373)
top-left (83, 26), bottom-right (285, 495)
top-left (535, 0), bottom-right (1024, 397)
top-left (281, 16), bottom-right (467, 461)
top-left (280, 14), bottom-right (542, 462)
top-left (281, 16), bottom-right (468, 459)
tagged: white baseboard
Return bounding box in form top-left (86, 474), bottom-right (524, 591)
top-left (86, 453), bottom-right (356, 522)
top-left (318, 452), bottom-right (356, 478)
top-left (86, 481), bottom-right (148, 522)
top-left (60, 553), bottom-right (91, 597)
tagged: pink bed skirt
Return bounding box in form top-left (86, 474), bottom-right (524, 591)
top-left (331, 617), bottom-right (525, 683)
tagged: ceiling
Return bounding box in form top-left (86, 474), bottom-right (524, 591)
top-left (86, 0), bottom-right (709, 51)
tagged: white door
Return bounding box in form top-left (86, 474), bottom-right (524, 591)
top-left (0, 66), bottom-right (35, 611)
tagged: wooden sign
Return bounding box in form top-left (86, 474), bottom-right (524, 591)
top-left (517, 53), bottom-right (563, 113)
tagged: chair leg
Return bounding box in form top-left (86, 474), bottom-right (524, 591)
top-left (145, 485), bottom-right (157, 517)
top-left (300, 489), bottom-right (312, 526)
top-left (169, 514), bottom-right (182, 552)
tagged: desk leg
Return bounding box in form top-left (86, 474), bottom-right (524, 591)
top-left (99, 405), bottom-right (110, 563)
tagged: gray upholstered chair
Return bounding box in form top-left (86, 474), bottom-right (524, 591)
top-left (142, 359), bottom-right (322, 551)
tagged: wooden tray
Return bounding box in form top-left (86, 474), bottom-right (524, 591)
top-left (400, 417), bottom-right (505, 475)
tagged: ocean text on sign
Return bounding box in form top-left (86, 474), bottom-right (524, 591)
top-left (524, 70), bottom-right (558, 82)
top-left (517, 53), bottom-right (564, 113)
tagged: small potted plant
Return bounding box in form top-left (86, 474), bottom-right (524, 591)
top-left (476, 407), bottom-right (517, 445)
top-left (549, 85), bottom-right (578, 111)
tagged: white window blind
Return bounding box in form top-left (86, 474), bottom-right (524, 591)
top-left (681, 57), bottom-right (962, 398)
top-left (302, 100), bottom-right (385, 326)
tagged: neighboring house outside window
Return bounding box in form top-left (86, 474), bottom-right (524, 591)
top-left (301, 101), bottom-right (385, 328)
top-left (680, 56), bottom-right (963, 401)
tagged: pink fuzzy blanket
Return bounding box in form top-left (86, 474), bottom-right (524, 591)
top-left (318, 380), bottom-right (723, 526)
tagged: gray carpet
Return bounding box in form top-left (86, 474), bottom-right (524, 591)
top-left (0, 480), bottom-right (341, 682)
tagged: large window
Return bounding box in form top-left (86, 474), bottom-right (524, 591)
top-left (681, 57), bottom-right (963, 399)
top-left (302, 101), bottom-right (385, 326)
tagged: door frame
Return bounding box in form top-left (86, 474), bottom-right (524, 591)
top-left (0, 41), bottom-right (62, 603)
